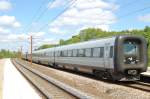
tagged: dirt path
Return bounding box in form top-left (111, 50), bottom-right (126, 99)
top-left (0, 59), bottom-right (5, 99)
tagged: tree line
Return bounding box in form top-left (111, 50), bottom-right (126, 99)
top-left (38, 26), bottom-right (150, 47)
top-left (37, 26), bottom-right (150, 66)
top-left (1, 26), bottom-right (150, 66)
top-left (0, 49), bottom-right (18, 59)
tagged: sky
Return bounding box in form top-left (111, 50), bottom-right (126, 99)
top-left (0, 0), bottom-right (150, 52)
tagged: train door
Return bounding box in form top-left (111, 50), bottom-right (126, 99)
top-left (104, 44), bottom-right (110, 68)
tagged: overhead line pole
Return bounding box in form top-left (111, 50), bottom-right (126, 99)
top-left (20, 46), bottom-right (23, 59)
top-left (30, 36), bottom-right (33, 65)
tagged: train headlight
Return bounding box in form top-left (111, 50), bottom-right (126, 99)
top-left (127, 70), bottom-right (137, 75)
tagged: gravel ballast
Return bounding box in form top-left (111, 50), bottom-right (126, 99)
top-left (20, 59), bottom-right (150, 99)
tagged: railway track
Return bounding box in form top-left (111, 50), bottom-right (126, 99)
top-left (12, 59), bottom-right (150, 99)
top-left (11, 59), bottom-right (92, 99)
top-left (32, 62), bottom-right (150, 93)
top-left (120, 81), bottom-right (150, 92)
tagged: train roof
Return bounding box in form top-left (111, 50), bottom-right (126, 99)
top-left (33, 36), bottom-right (117, 54)
top-left (33, 35), bottom-right (145, 53)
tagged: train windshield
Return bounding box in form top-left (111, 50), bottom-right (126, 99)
top-left (123, 42), bottom-right (139, 55)
top-left (123, 41), bottom-right (140, 64)
top-left (124, 42), bottom-right (138, 55)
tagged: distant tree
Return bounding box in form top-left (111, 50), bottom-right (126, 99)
top-left (37, 44), bottom-right (56, 50)
top-left (36, 26), bottom-right (150, 66)
top-left (0, 49), bottom-right (17, 58)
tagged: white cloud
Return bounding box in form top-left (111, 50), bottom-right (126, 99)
top-left (0, 27), bottom-right (10, 34)
top-left (28, 32), bottom-right (45, 37)
top-left (0, 1), bottom-right (12, 11)
top-left (34, 38), bottom-right (59, 47)
top-left (0, 15), bottom-right (21, 28)
top-left (49, 27), bottom-right (64, 34)
top-left (0, 15), bottom-right (22, 42)
top-left (49, 0), bottom-right (117, 34)
top-left (0, 31), bottom-right (46, 43)
top-left (7, 34), bottom-right (29, 41)
top-left (73, 0), bottom-right (118, 10)
top-left (47, 0), bottom-right (70, 9)
top-left (0, 33), bottom-right (29, 43)
top-left (138, 14), bottom-right (150, 22)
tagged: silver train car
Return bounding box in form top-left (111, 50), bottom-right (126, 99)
top-left (23, 35), bottom-right (148, 81)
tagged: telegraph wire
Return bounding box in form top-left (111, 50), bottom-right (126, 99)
top-left (118, 5), bottom-right (150, 20)
top-left (27, 0), bottom-right (56, 32)
top-left (23, 0), bottom-right (56, 33)
top-left (22, 0), bottom-right (48, 33)
top-left (37, 0), bottom-right (77, 31)
top-left (119, 0), bottom-right (140, 9)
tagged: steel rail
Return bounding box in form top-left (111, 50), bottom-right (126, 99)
top-left (12, 59), bottom-right (92, 99)
top-left (12, 59), bottom-right (51, 99)
top-left (121, 81), bottom-right (150, 92)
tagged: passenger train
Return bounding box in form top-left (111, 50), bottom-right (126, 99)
top-left (23, 35), bottom-right (148, 81)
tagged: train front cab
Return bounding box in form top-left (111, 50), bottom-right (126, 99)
top-left (113, 35), bottom-right (148, 81)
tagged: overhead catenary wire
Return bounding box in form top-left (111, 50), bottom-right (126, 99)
top-left (22, 0), bottom-right (48, 33)
top-left (36, 0), bottom-right (77, 31)
top-left (100, 5), bottom-right (150, 25)
top-left (119, 0), bottom-right (140, 9)
top-left (100, 0), bottom-right (141, 20)
top-left (26, 0), bottom-right (56, 32)
top-left (118, 5), bottom-right (150, 20)
top-left (23, 0), bottom-right (56, 33)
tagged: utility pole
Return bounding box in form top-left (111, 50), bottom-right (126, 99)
top-left (30, 36), bottom-right (33, 65)
top-left (20, 46), bottom-right (23, 59)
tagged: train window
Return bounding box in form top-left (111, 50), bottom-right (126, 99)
top-left (63, 50), bottom-right (68, 57)
top-left (44, 52), bottom-right (46, 56)
top-left (46, 53), bottom-right (48, 57)
top-left (73, 49), bottom-right (78, 57)
top-left (109, 46), bottom-right (113, 58)
top-left (57, 51), bottom-right (59, 57)
top-left (52, 52), bottom-right (54, 57)
top-left (85, 48), bottom-right (92, 57)
top-left (100, 47), bottom-right (104, 58)
top-left (93, 48), bottom-right (100, 57)
top-left (57, 51), bottom-right (60, 57)
top-left (68, 50), bottom-right (72, 57)
top-left (49, 53), bottom-right (51, 57)
top-left (48, 52), bottom-right (51, 57)
top-left (50, 53), bottom-right (52, 57)
top-left (78, 49), bottom-right (85, 57)
top-left (60, 51), bottom-right (63, 57)
top-left (55, 52), bottom-right (57, 57)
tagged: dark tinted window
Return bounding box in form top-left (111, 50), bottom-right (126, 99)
top-left (60, 51), bottom-right (63, 57)
top-left (57, 51), bottom-right (60, 57)
top-left (68, 50), bottom-right (72, 57)
top-left (100, 47), bottom-right (104, 58)
top-left (123, 41), bottom-right (139, 55)
top-left (54, 52), bottom-right (57, 57)
top-left (51, 52), bottom-right (54, 57)
top-left (63, 50), bottom-right (68, 57)
top-left (78, 49), bottom-right (85, 57)
top-left (55, 51), bottom-right (59, 57)
top-left (109, 46), bottom-right (113, 58)
top-left (73, 49), bottom-right (78, 57)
